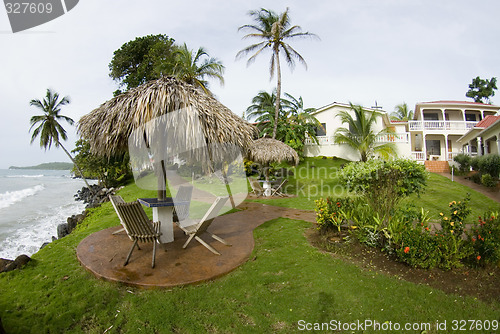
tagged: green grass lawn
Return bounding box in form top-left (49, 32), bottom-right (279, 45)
top-left (1, 213), bottom-right (499, 333)
top-left (250, 157), bottom-right (499, 219)
top-left (1, 158), bottom-right (499, 333)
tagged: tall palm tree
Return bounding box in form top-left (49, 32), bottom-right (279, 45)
top-left (390, 102), bottom-right (414, 121)
top-left (29, 89), bottom-right (91, 189)
top-left (171, 43), bottom-right (225, 94)
top-left (237, 7), bottom-right (318, 139)
top-left (333, 103), bottom-right (397, 162)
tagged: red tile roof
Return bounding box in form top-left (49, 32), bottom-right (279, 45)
top-left (475, 115), bottom-right (500, 129)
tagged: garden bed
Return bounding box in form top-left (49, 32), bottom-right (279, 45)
top-left (306, 228), bottom-right (500, 304)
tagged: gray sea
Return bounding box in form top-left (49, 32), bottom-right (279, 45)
top-left (0, 169), bottom-right (89, 259)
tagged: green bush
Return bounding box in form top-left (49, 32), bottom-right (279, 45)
top-left (481, 173), bottom-right (497, 188)
top-left (478, 154), bottom-right (500, 178)
top-left (470, 155), bottom-right (482, 171)
top-left (453, 153), bottom-right (472, 173)
top-left (470, 172), bottom-right (482, 184)
top-left (338, 159), bottom-right (428, 219)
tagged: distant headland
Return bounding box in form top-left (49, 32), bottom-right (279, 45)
top-left (8, 162), bottom-right (74, 170)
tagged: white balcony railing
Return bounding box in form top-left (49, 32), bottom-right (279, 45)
top-left (411, 151), bottom-right (463, 161)
top-left (305, 133), bottom-right (409, 146)
top-left (408, 120), bottom-right (477, 131)
top-left (412, 152), bottom-right (425, 161)
top-left (374, 133), bottom-right (409, 143)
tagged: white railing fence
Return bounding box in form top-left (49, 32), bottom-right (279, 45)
top-left (408, 121), bottom-right (477, 131)
top-left (305, 133), bottom-right (410, 145)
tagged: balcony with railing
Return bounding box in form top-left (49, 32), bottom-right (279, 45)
top-left (408, 120), bottom-right (477, 132)
top-left (411, 151), bottom-right (465, 161)
top-left (305, 133), bottom-right (409, 145)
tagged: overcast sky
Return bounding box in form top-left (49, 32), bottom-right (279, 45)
top-left (0, 0), bottom-right (499, 169)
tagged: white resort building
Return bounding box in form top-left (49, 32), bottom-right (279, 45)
top-left (304, 100), bottom-right (500, 170)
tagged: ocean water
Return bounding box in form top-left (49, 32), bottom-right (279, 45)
top-left (0, 169), bottom-right (89, 259)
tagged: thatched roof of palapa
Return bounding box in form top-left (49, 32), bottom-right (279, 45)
top-left (78, 77), bottom-right (257, 157)
top-left (247, 138), bottom-right (299, 166)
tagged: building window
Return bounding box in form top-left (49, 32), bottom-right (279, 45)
top-left (315, 123), bottom-right (326, 136)
top-left (423, 113), bottom-right (439, 120)
top-left (465, 113), bottom-right (476, 122)
top-left (426, 140), bottom-right (441, 156)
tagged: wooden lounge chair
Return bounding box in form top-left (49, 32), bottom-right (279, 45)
top-left (176, 196), bottom-right (230, 255)
top-left (173, 185), bottom-right (193, 223)
top-left (109, 196), bottom-right (162, 268)
top-left (271, 179), bottom-right (288, 197)
top-left (248, 177), bottom-right (264, 197)
top-left (109, 195), bottom-right (126, 235)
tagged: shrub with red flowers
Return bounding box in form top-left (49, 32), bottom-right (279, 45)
top-left (467, 212), bottom-right (500, 267)
top-left (393, 221), bottom-right (441, 269)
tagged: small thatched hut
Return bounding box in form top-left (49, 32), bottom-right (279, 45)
top-left (247, 137), bottom-right (299, 167)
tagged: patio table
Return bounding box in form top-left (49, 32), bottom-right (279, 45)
top-left (138, 198), bottom-right (189, 243)
top-left (257, 180), bottom-right (278, 197)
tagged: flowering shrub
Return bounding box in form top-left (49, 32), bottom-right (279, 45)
top-left (439, 194), bottom-right (471, 237)
top-left (467, 212), bottom-right (500, 267)
top-left (314, 197), bottom-right (353, 232)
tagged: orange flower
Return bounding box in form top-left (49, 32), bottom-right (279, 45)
top-left (404, 246), bottom-right (410, 254)
top-left (477, 255), bottom-right (481, 261)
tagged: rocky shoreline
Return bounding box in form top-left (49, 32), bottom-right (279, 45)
top-left (0, 184), bottom-right (121, 273)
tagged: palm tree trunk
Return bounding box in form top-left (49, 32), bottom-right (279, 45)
top-left (272, 48), bottom-right (282, 139)
top-left (57, 140), bottom-right (93, 190)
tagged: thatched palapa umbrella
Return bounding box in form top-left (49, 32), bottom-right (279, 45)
top-left (78, 76), bottom-right (257, 158)
top-left (247, 138), bottom-right (299, 195)
top-left (78, 77), bottom-right (257, 203)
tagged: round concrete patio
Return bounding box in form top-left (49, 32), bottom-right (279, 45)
top-left (77, 202), bottom-right (316, 288)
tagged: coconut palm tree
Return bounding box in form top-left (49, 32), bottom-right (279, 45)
top-left (237, 7), bottom-right (318, 139)
top-left (390, 102), bottom-right (414, 121)
top-left (333, 103), bottom-right (397, 162)
top-left (171, 43), bottom-right (225, 95)
top-left (29, 89), bottom-right (92, 189)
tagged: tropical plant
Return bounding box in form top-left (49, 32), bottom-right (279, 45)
top-left (170, 43), bottom-right (225, 94)
top-left (281, 93), bottom-right (320, 156)
top-left (245, 90), bottom-right (320, 157)
top-left (390, 102), bottom-right (414, 121)
top-left (333, 103), bottom-right (397, 161)
top-left (237, 7), bottom-right (318, 139)
top-left (466, 76), bottom-right (497, 104)
top-left (29, 89), bottom-right (91, 189)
